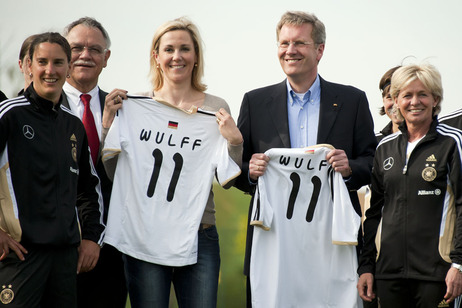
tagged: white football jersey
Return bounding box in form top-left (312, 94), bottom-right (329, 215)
top-left (102, 96), bottom-right (241, 266)
top-left (250, 145), bottom-right (362, 308)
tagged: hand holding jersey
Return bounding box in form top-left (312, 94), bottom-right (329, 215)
top-left (215, 108), bottom-right (243, 146)
top-left (102, 90), bottom-right (242, 145)
top-left (326, 148), bottom-right (353, 178)
top-left (249, 153), bottom-right (270, 181)
top-left (102, 88), bottom-right (128, 129)
top-left (250, 147), bottom-right (352, 181)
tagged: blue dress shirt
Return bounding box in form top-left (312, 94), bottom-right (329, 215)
top-left (287, 76), bottom-right (321, 148)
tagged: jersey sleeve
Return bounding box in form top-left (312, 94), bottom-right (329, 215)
top-left (331, 169), bottom-right (360, 245)
top-left (250, 177), bottom-right (273, 230)
top-left (77, 137), bottom-right (105, 245)
top-left (448, 132), bottom-right (462, 264)
top-left (0, 156), bottom-right (21, 242)
top-left (214, 135), bottom-right (241, 187)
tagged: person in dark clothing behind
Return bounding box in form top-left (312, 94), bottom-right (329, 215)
top-left (17, 34), bottom-right (38, 96)
top-left (361, 65), bottom-right (402, 308)
top-left (375, 66), bottom-right (402, 142)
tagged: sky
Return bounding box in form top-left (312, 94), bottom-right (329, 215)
top-left (1, 0), bottom-right (461, 131)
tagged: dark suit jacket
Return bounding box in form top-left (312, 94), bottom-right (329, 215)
top-left (62, 89), bottom-right (112, 224)
top-left (235, 77), bottom-right (377, 275)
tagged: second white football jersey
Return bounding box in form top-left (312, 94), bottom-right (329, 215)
top-left (102, 96), bottom-right (241, 266)
top-left (250, 145), bottom-right (361, 308)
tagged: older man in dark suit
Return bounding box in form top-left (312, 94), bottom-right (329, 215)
top-left (62, 17), bottom-right (127, 308)
top-left (234, 11), bottom-right (377, 307)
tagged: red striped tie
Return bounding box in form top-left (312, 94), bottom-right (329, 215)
top-left (81, 94), bottom-right (99, 166)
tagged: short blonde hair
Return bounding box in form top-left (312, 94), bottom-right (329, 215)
top-left (276, 11), bottom-right (326, 45)
top-left (149, 17), bottom-right (206, 92)
top-left (390, 63), bottom-right (443, 117)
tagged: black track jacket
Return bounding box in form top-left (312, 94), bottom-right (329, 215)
top-left (358, 118), bottom-right (462, 281)
top-left (0, 85), bottom-right (104, 247)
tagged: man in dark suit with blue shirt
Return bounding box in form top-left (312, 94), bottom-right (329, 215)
top-left (234, 11), bottom-right (377, 307)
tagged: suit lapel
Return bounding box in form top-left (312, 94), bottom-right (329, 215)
top-left (98, 89), bottom-right (107, 111)
top-left (63, 87), bottom-right (108, 163)
top-left (61, 92), bottom-right (71, 109)
top-left (317, 77), bottom-right (341, 143)
top-left (266, 81), bottom-right (291, 148)
top-left (95, 89), bottom-right (108, 163)
top-left (62, 86), bottom-right (107, 111)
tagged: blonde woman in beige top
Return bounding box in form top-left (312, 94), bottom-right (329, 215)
top-left (101, 17), bottom-right (242, 308)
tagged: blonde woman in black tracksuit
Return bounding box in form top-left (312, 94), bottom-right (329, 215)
top-left (358, 63), bottom-right (462, 308)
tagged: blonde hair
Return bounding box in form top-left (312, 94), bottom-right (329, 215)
top-left (276, 11), bottom-right (326, 44)
top-left (149, 17), bottom-right (206, 92)
top-left (390, 63), bottom-right (443, 117)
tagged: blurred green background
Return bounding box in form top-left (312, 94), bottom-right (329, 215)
top-left (125, 185), bottom-right (251, 308)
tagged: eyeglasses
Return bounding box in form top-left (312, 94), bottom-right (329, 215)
top-left (277, 41), bottom-right (313, 50)
top-left (71, 45), bottom-right (107, 56)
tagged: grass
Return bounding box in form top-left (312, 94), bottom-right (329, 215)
top-left (125, 185), bottom-right (251, 308)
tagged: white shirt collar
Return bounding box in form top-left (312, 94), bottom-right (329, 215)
top-left (286, 75), bottom-right (321, 106)
top-left (63, 82), bottom-right (100, 107)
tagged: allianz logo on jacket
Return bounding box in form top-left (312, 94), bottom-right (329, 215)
top-left (417, 189), bottom-right (441, 196)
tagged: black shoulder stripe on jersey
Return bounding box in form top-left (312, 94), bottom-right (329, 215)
top-left (438, 123), bottom-right (462, 134)
top-left (60, 104), bottom-right (76, 116)
top-left (0, 96), bottom-right (28, 109)
top-left (0, 95), bottom-right (26, 104)
top-left (126, 95), bottom-right (216, 116)
top-left (439, 109), bottom-right (462, 121)
top-left (0, 97), bottom-right (30, 118)
top-left (197, 109), bottom-right (215, 116)
top-left (253, 187), bottom-right (261, 221)
top-left (127, 95), bottom-right (151, 99)
top-left (377, 131), bottom-right (401, 149)
top-left (328, 166), bottom-right (334, 201)
top-left (437, 124), bottom-right (462, 163)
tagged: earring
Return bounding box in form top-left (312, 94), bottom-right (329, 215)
top-left (66, 74), bottom-right (70, 78)
top-left (29, 72), bottom-right (32, 77)
top-left (194, 63), bottom-right (198, 67)
top-left (156, 64), bottom-right (160, 69)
